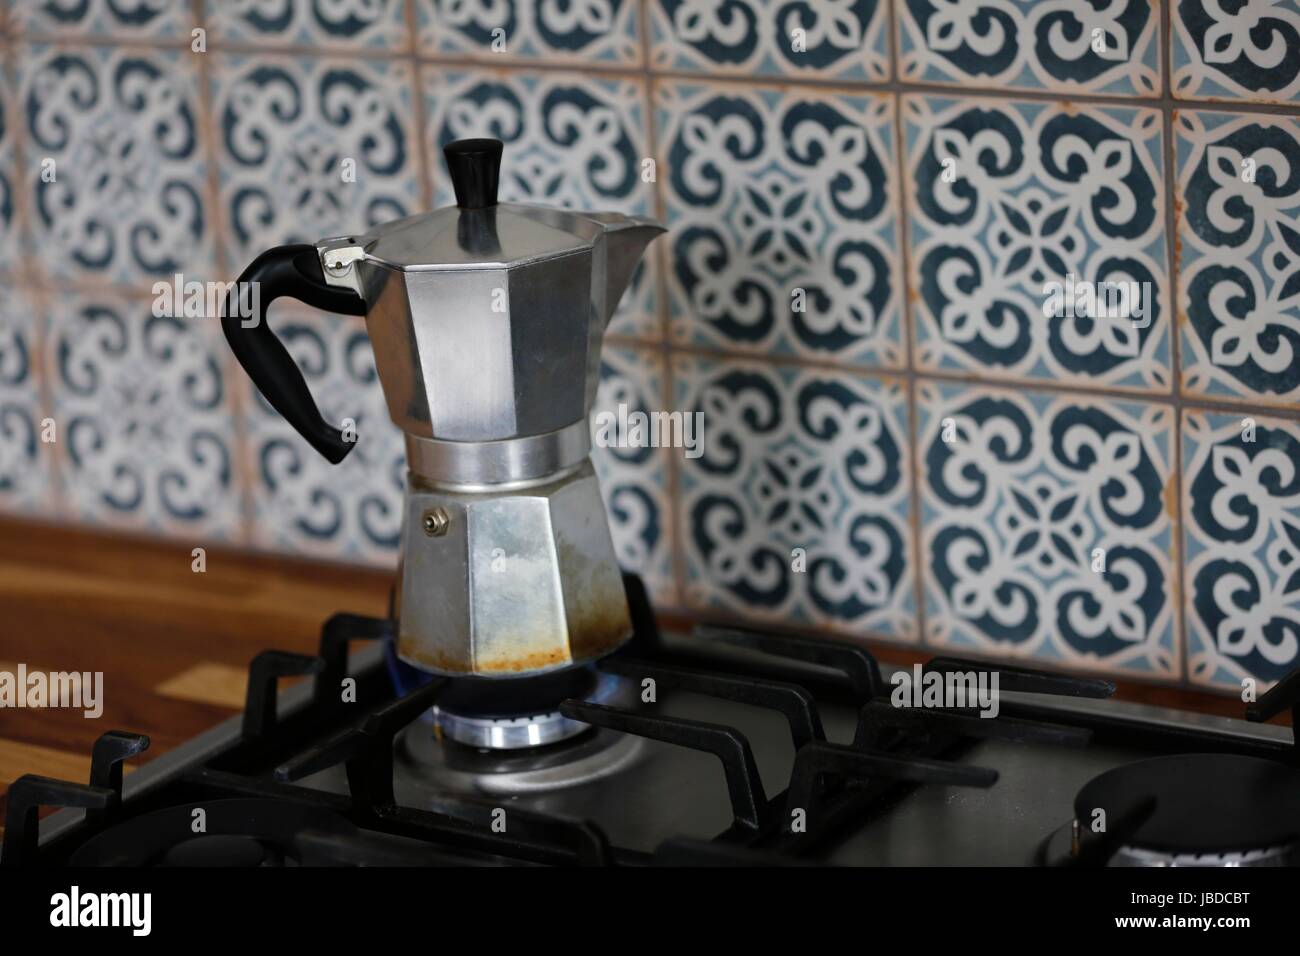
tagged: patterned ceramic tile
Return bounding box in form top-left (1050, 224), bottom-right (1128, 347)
top-left (424, 69), bottom-right (659, 339)
top-left (14, 0), bottom-right (191, 37)
top-left (1184, 410), bottom-right (1300, 692)
top-left (898, 0), bottom-right (1161, 96)
top-left (1176, 111), bottom-right (1300, 407)
top-left (44, 291), bottom-right (240, 538)
top-left (0, 64), bottom-right (17, 275)
top-left (0, 288), bottom-right (54, 515)
top-left (648, 0), bottom-right (889, 81)
top-left (904, 95), bottom-right (1170, 392)
top-left (417, 0), bottom-right (642, 66)
top-left (19, 44), bottom-right (213, 285)
top-left (207, 0), bottom-right (410, 49)
top-left (212, 53), bottom-right (420, 276)
top-left (242, 304), bottom-right (404, 565)
top-left (591, 345), bottom-right (677, 606)
top-left (675, 355), bottom-right (915, 642)
top-left (659, 82), bottom-right (902, 367)
top-left (919, 381), bottom-right (1178, 679)
top-left (1173, 0), bottom-right (1300, 104)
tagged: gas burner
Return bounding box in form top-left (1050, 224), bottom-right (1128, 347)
top-left (1042, 754), bottom-right (1300, 866)
top-left (428, 666), bottom-right (621, 750)
top-left (399, 721), bottom-right (643, 797)
top-left (397, 665), bottom-right (641, 795)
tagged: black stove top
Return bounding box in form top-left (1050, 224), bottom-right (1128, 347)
top-left (5, 575), bottom-right (1299, 868)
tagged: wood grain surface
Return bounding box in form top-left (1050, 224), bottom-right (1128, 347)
top-left (0, 516), bottom-right (392, 824)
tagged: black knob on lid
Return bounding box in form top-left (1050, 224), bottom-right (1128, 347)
top-left (443, 138), bottom-right (502, 209)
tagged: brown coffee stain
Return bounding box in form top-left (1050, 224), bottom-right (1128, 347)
top-left (425, 645), bottom-right (571, 676)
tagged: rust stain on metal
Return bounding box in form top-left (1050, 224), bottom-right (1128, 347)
top-left (397, 639), bottom-right (567, 675)
top-left (473, 647), bottom-right (572, 675)
top-left (566, 600), bottom-right (632, 664)
top-left (396, 592), bottom-right (629, 676)
top-left (558, 534), bottom-right (632, 664)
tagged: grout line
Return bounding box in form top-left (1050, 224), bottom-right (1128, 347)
top-left (406, 0), bottom-right (435, 213)
top-left (2, 31), bottom-right (67, 520)
top-left (884, 0), bottom-right (895, 87)
top-left (189, 0), bottom-right (254, 548)
top-left (886, 0), bottom-right (926, 648)
top-left (621, 334), bottom-right (1300, 423)
top-left (1160, 0), bottom-right (1191, 688)
top-left (22, 281), bottom-right (1300, 417)
top-left (640, 3), bottom-right (688, 610)
top-left (5, 40), bottom-right (41, 290)
top-left (1, 28), bottom-right (1299, 118)
top-left (22, 284), bottom-right (62, 521)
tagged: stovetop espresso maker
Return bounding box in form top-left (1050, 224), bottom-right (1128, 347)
top-left (222, 138), bottom-right (664, 678)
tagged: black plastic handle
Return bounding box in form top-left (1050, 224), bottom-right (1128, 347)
top-left (221, 244), bottom-right (367, 464)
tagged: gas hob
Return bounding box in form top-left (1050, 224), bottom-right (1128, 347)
top-left (4, 575), bottom-right (1298, 867)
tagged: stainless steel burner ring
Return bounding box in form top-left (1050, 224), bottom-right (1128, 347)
top-left (430, 672), bottom-right (620, 750)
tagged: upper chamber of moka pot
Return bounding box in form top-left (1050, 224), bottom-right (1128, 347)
top-left (316, 138), bottom-right (665, 449)
top-left (222, 138), bottom-right (665, 679)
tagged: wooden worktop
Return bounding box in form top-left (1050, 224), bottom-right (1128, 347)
top-left (0, 516), bottom-right (1284, 835)
top-left (0, 516), bottom-right (393, 828)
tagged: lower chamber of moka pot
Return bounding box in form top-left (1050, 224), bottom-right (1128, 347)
top-left (393, 459), bottom-right (634, 677)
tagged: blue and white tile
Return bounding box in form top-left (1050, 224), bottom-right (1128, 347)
top-left (19, 45), bottom-right (212, 285)
top-left (659, 82), bottom-right (902, 367)
top-left (418, 0), bottom-right (641, 66)
top-left (212, 54), bottom-right (420, 276)
top-left (905, 96), bottom-right (1170, 392)
top-left (0, 66), bottom-right (18, 276)
top-left (242, 304), bottom-right (404, 566)
top-left (1176, 111), bottom-right (1300, 408)
top-left (649, 0), bottom-right (889, 81)
top-left (0, 288), bottom-right (54, 515)
top-left (425, 69), bottom-right (659, 339)
top-left (207, 0), bottom-right (410, 48)
top-left (44, 291), bottom-right (240, 539)
top-left (14, 0), bottom-right (191, 37)
top-left (919, 382), bottom-right (1178, 679)
top-left (1173, 0), bottom-right (1300, 104)
top-left (675, 355), bottom-right (915, 643)
top-left (898, 0), bottom-right (1161, 96)
top-left (591, 346), bottom-right (676, 606)
top-left (1184, 410), bottom-right (1300, 692)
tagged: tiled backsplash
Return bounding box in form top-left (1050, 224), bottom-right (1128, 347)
top-left (1, 1), bottom-right (1299, 698)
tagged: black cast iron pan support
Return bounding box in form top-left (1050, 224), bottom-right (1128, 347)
top-left (1, 730), bottom-right (149, 867)
top-left (274, 679), bottom-right (612, 865)
top-left (1246, 666), bottom-right (1300, 760)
